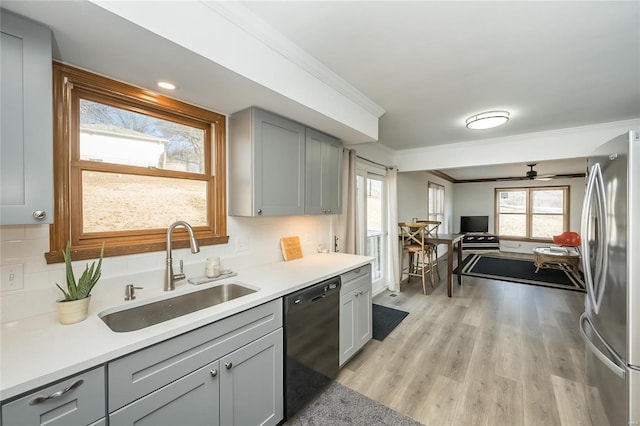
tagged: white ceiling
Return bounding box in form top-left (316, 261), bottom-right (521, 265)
top-left (2, 1), bottom-right (638, 180)
top-left (439, 157), bottom-right (587, 181)
top-left (241, 1), bottom-right (640, 150)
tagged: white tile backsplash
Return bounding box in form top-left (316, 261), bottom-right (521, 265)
top-left (0, 215), bottom-right (335, 323)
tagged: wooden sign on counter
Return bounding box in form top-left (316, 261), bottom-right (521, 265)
top-left (280, 236), bottom-right (303, 261)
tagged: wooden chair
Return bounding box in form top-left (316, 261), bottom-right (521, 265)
top-left (418, 220), bottom-right (441, 284)
top-left (399, 222), bottom-right (437, 294)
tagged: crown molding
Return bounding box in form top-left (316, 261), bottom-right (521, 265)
top-left (203, 1), bottom-right (386, 118)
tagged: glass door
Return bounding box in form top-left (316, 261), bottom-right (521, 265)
top-left (357, 172), bottom-right (386, 288)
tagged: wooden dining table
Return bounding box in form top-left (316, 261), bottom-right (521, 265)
top-left (426, 233), bottom-right (464, 297)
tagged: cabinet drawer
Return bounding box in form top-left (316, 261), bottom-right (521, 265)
top-left (340, 264), bottom-right (371, 294)
top-left (2, 367), bottom-right (105, 426)
top-left (108, 299), bottom-right (282, 412)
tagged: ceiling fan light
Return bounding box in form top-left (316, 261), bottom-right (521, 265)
top-left (465, 111), bottom-right (510, 130)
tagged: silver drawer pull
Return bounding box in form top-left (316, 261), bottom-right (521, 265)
top-left (29, 379), bottom-right (84, 405)
top-left (225, 362), bottom-right (233, 369)
top-left (210, 369), bottom-right (218, 377)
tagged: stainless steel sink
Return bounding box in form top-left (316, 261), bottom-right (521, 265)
top-left (100, 283), bottom-right (257, 332)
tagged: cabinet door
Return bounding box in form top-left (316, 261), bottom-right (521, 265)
top-left (356, 284), bottom-right (373, 348)
top-left (1, 11), bottom-right (53, 224)
top-left (1, 367), bottom-right (105, 426)
top-left (253, 109), bottom-right (305, 216)
top-left (220, 328), bottom-right (283, 426)
top-left (339, 290), bottom-right (357, 366)
top-left (110, 361), bottom-right (220, 426)
top-left (324, 137), bottom-right (343, 215)
top-left (304, 130), bottom-right (325, 214)
top-left (305, 129), bottom-right (342, 215)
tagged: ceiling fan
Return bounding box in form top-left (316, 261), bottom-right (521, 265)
top-left (526, 163), bottom-right (555, 181)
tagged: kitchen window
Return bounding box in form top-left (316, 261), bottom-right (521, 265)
top-left (494, 186), bottom-right (569, 241)
top-left (46, 63), bottom-right (227, 263)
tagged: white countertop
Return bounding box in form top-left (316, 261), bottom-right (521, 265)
top-left (0, 252), bottom-right (372, 401)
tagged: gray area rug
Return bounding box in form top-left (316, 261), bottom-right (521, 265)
top-left (289, 381), bottom-right (423, 426)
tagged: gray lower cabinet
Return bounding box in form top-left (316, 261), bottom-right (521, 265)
top-left (219, 329), bottom-right (283, 426)
top-left (110, 329), bottom-right (283, 426)
top-left (305, 129), bottom-right (343, 215)
top-left (110, 360), bottom-right (221, 426)
top-left (0, 10), bottom-right (54, 225)
top-left (339, 264), bottom-right (373, 366)
top-left (108, 299), bottom-right (283, 426)
top-left (1, 367), bottom-right (105, 426)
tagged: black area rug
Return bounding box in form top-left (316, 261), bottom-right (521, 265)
top-left (453, 254), bottom-right (586, 292)
top-left (372, 304), bottom-right (409, 341)
top-left (289, 381), bottom-right (423, 426)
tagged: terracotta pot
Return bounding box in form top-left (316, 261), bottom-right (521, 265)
top-left (56, 296), bottom-right (91, 325)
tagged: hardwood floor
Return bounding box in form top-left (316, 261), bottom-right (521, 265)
top-left (337, 255), bottom-right (591, 426)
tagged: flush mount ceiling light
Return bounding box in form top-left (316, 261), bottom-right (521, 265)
top-left (465, 110), bottom-right (510, 130)
top-left (157, 81), bottom-right (176, 90)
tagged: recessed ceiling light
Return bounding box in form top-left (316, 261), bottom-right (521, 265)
top-left (157, 81), bottom-right (176, 90)
top-left (465, 110), bottom-right (510, 130)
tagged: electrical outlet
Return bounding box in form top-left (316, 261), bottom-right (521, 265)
top-left (236, 237), bottom-right (249, 252)
top-left (1, 263), bottom-right (24, 292)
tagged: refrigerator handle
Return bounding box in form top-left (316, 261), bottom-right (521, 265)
top-left (580, 313), bottom-right (625, 379)
top-left (580, 163), bottom-right (608, 314)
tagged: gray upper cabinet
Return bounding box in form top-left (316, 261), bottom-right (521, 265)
top-left (229, 107), bottom-right (342, 217)
top-left (229, 108), bottom-right (306, 216)
top-left (305, 129), bottom-right (343, 215)
top-left (1, 11), bottom-right (53, 224)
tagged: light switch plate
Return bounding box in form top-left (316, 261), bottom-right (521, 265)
top-left (1, 263), bottom-right (24, 292)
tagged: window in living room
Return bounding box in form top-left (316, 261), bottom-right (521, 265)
top-left (495, 186), bottom-right (569, 241)
top-left (427, 182), bottom-right (445, 229)
top-left (46, 63), bottom-right (228, 263)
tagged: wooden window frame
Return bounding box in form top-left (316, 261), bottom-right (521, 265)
top-left (46, 63), bottom-right (228, 263)
top-left (494, 185), bottom-right (570, 242)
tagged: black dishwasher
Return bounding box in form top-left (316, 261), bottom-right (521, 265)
top-left (283, 276), bottom-right (341, 420)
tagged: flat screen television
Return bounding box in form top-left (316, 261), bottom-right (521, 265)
top-left (460, 215), bottom-right (489, 233)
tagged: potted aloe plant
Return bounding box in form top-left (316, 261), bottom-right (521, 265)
top-left (55, 241), bottom-right (104, 324)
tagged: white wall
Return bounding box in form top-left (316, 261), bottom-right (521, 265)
top-left (397, 171), bottom-right (429, 222)
top-left (453, 176), bottom-right (587, 253)
top-left (0, 215), bottom-right (333, 323)
top-left (397, 171), bottom-right (453, 230)
top-left (397, 171), bottom-right (454, 255)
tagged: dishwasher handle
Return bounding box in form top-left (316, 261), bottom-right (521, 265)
top-left (311, 294), bottom-right (326, 302)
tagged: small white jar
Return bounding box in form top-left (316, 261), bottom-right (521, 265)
top-left (205, 257), bottom-right (221, 278)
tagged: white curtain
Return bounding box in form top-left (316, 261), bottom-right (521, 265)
top-left (337, 148), bottom-right (358, 254)
top-left (386, 168), bottom-right (400, 291)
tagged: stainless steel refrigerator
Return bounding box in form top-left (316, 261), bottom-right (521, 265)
top-left (580, 130), bottom-right (639, 426)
